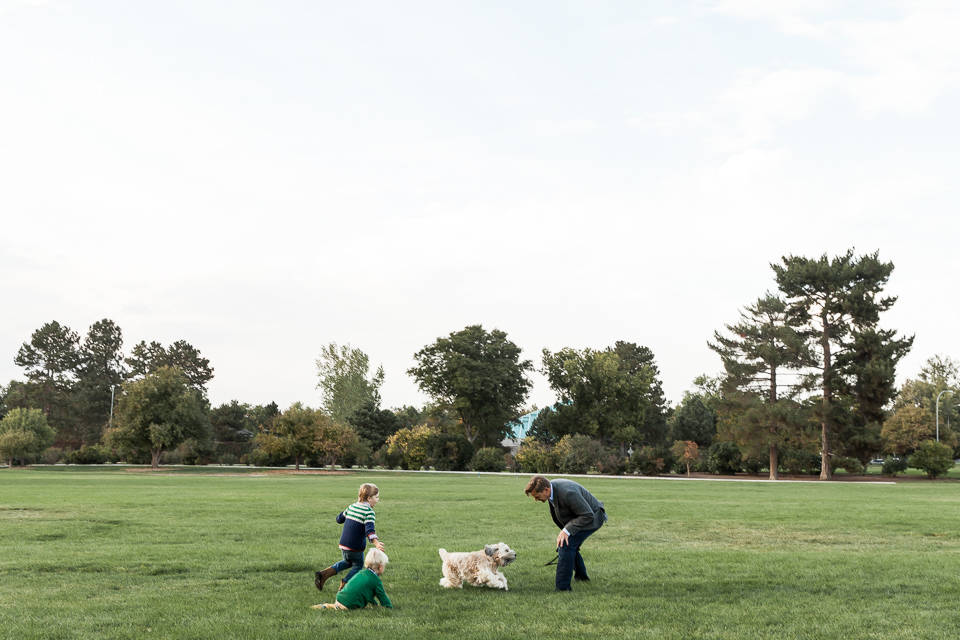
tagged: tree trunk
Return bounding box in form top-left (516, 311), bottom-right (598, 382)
top-left (294, 454), bottom-right (301, 470)
top-left (769, 363), bottom-right (779, 480)
top-left (820, 314), bottom-right (833, 480)
top-left (686, 462), bottom-right (691, 477)
top-left (151, 448), bottom-right (162, 469)
top-left (464, 424), bottom-right (478, 444)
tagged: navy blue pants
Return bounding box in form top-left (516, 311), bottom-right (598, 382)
top-left (331, 549), bottom-right (364, 583)
top-left (555, 527), bottom-right (598, 591)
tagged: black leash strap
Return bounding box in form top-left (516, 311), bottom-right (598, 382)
top-left (544, 554), bottom-right (559, 566)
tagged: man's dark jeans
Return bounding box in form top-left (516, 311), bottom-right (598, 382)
top-left (555, 527), bottom-right (598, 591)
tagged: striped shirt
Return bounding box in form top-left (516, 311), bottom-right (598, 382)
top-left (337, 501), bottom-right (378, 551)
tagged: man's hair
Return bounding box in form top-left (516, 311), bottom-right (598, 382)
top-left (365, 548), bottom-right (389, 569)
top-left (525, 475), bottom-right (550, 496)
top-left (358, 483), bottom-right (379, 503)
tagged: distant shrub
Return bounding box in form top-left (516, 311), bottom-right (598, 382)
top-left (218, 453), bottom-right (238, 466)
top-left (514, 438), bottom-right (556, 474)
top-left (706, 441), bottom-right (742, 475)
top-left (555, 435), bottom-right (603, 474)
top-left (595, 447), bottom-right (629, 475)
top-left (780, 448), bottom-right (821, 476)
top-left (471, 447), bottom-right (507, 472)
top-left (741, 453), bottom-right (766, 476)
top-left (830, 456), bottom-right (865, 475)
top-left (631, 445), bottom-right (670, 476)
top-left (881, 456), bottom-right (909, 477)
top-left (386, 426), bottom-right (436, 470)
top-left (909, 440), bottom-right (955, 479)
top-left (44, 447), bottom-right (65, 464)
top-left (176, 439), bottom-right (213, 465)
top-left (245, 448), bottom-right (289, 467)
top-left (373, 443), bottom-right (403, 470)
top-left (67, 445), bottom-right (109, 465)
top-left (426, 432), bottom-right (474, 471)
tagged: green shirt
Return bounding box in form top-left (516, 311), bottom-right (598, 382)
top-left (335, 568), bottom-right (393, 609)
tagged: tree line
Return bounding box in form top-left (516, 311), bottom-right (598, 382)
top-left (2, 249), bottom-right (957, 478)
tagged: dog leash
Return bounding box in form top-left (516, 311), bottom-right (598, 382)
top-left (545, 551), bottom-right (559, 566)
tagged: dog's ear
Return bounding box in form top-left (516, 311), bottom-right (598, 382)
top-left (484, 545), bottom-right (496, 556)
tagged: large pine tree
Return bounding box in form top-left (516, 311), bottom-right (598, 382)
top-left (709, 293), bottom-right (814, 479)
top-left (772, 249), bottom-right (911, 480)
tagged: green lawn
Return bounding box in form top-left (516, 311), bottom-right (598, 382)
top-left (2, 467), bottom-right (959, 639)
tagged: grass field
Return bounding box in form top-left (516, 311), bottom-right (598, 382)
top-left (2, 467), bottom-right (960, 639)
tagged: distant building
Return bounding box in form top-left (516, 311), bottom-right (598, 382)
top-left (501, 406), bottom-right (556, 452)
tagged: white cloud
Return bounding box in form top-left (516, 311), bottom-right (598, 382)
top-left (530, 119), bottom-right (600, 134)
top-left (714, 68), bottom-right (843, 149)
top-left (842, 5), bottom-right (960, 112)
top-left (709, 0), bottom-right (835, 37)
top-left (842, 173), bottom-right (944, 217)
top-left (0, 0), bottom-right (49, 13)
top-left (711, 0), bottom-right (960, 113)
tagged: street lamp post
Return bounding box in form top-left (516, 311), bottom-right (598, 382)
top-left (109, 385), bottom-right (116, 429)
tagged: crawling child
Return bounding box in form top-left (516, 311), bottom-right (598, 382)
top-left (311, 548), bottom-right (393, 611)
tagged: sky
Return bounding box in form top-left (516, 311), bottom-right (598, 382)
top-left (2, 0), bottom-right (958, 414)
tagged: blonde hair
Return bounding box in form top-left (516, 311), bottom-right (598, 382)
top-left (365, 548), bottom-right (389, 569)
top-left (358, 483), bottom-right (379, 503)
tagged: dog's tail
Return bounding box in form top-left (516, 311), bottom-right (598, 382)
top-left (438, 548), bottom-right (448, 560)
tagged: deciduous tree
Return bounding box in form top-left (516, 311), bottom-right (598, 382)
top-left (671, 440), bottom-right (699, 477)
top-left (539, 346), bottom-right (652, 454)
top-left (106, 367), bottom-right (212, 468)
top-left (409, 325), bottom-right (532, 445)
top-left (0, 408), bottom-right (56, 468)
top-left (314, 419), bottom-right (362, 469)
top-left (316, 343), bottom-right (385, 423)
top-left (255, 402), bottom-right (321, 470)
top-left (880, 405), bottom-right (957, 455)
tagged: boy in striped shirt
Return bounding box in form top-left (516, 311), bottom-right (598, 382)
top-left (315, 483), bottom-right (385, 592)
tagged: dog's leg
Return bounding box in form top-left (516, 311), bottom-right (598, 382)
top-left (498, 571), bottom-right (509, 591)
top-left (440, 564), bottom-right (463, 589)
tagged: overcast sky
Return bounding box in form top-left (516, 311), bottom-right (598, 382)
top-left (2, 0), bottom-right (958, 414)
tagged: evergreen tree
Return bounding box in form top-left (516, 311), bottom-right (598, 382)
top-left (347, 399), bottom-right (403, 452)
top-left (125, 340), bottom-right (214, 395)
top-left (709, 294), bottom-right (814, 479)
top-left (75, 319), bottom-right (127, 445)
top-left (772, 249), bottom-right (911, 479)
top-left (835, 327), bottom-right (912, 463)
top-left (13, 321), bottom-right (81, 444)
top-left (668, 394), bottom-right (717, 447)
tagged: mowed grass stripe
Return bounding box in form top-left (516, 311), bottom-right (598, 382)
top-left (1, 470), bottom-right (959, 639)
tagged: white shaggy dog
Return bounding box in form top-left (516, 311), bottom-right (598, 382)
top-left (438, 543), bottom-right (517, 591)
